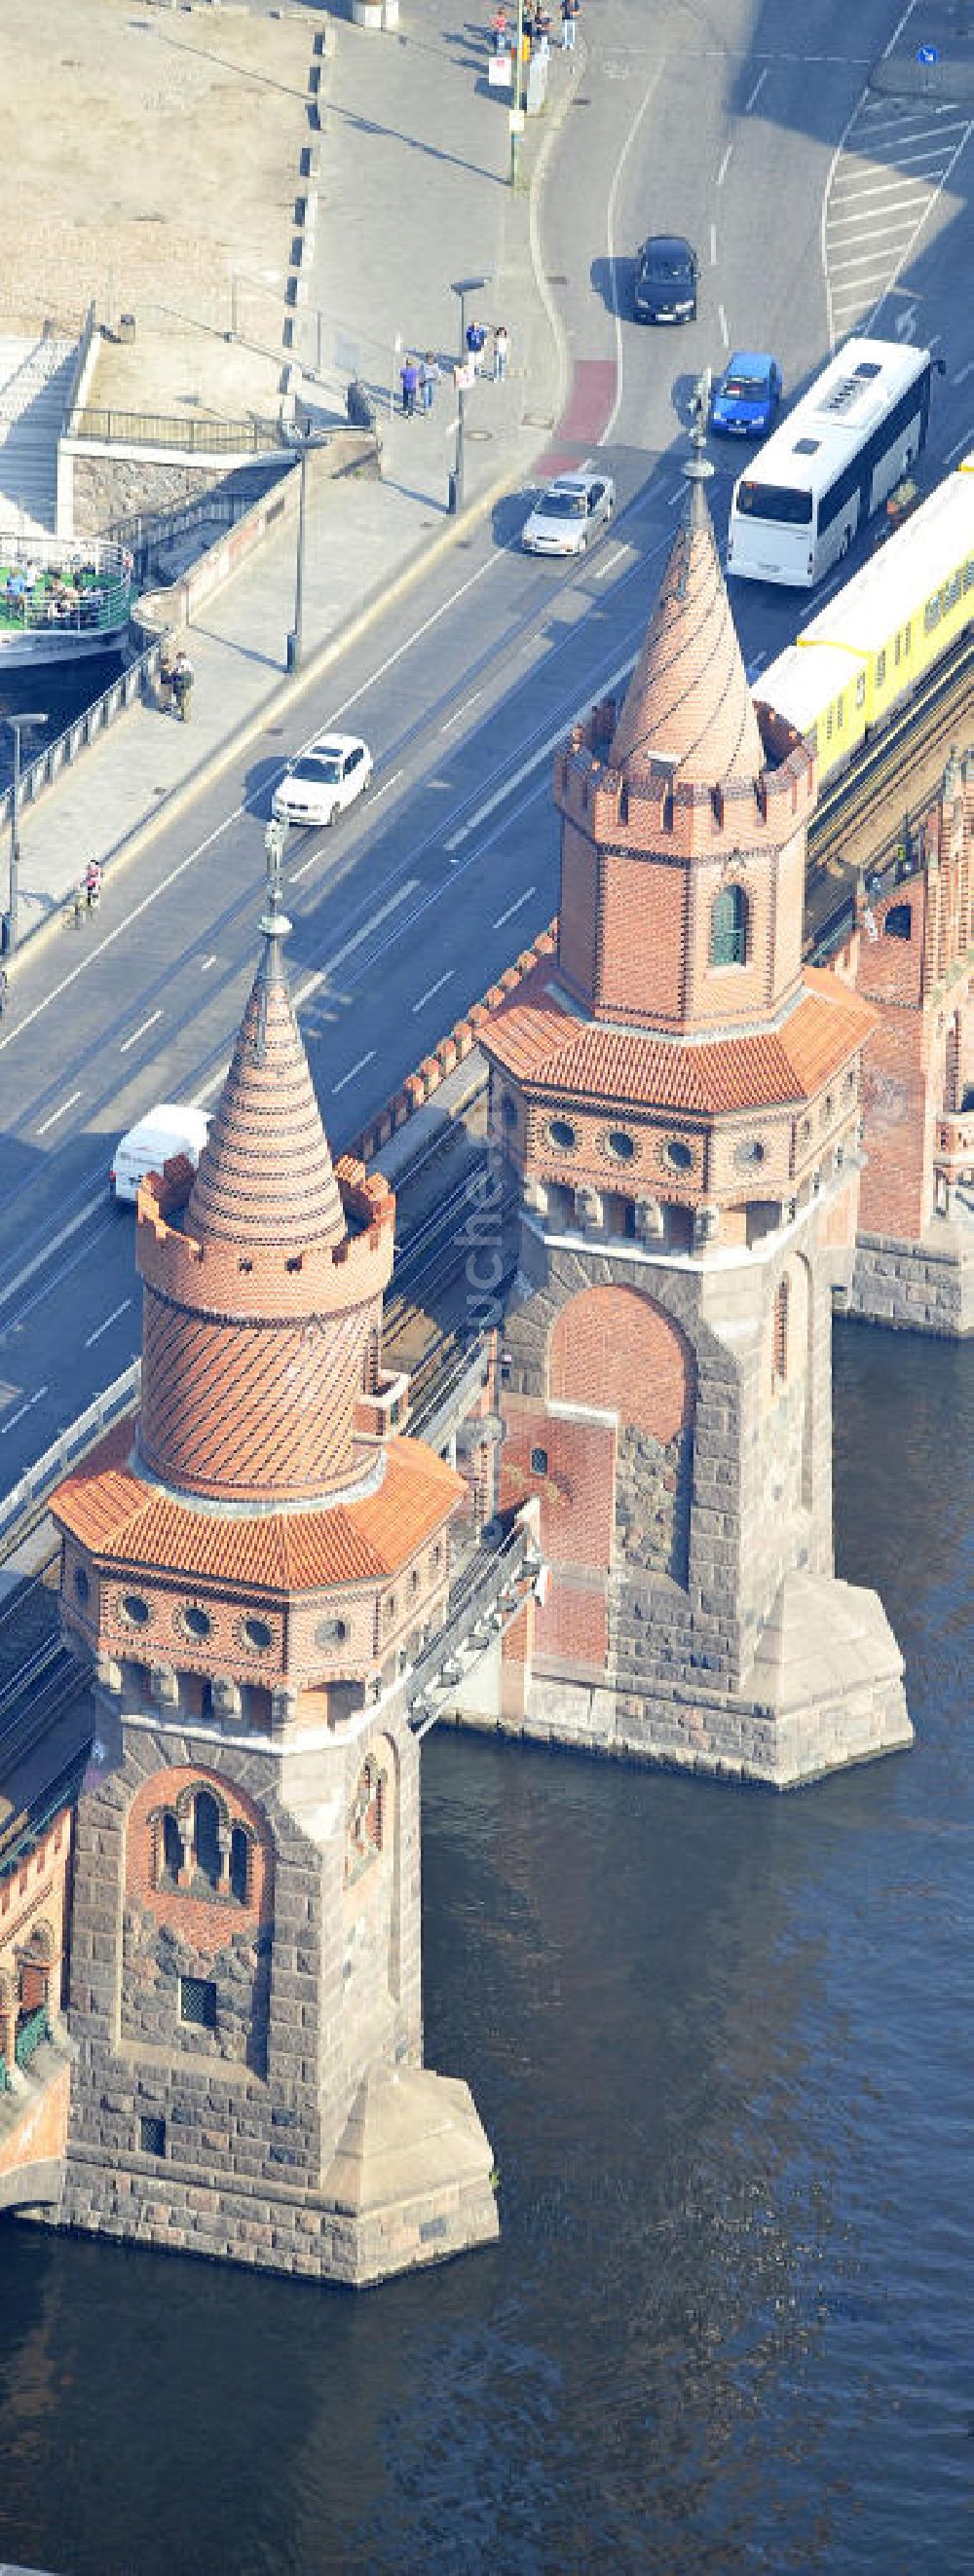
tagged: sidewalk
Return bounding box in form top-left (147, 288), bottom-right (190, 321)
top-left (9, 5), bottom-right (577, 954)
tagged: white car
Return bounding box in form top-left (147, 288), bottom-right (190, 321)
top-left (272, 732), bottom-right (373, 827)
top-left (111, 1104), bottom-right (210, 1205)
top-left (521, 467), bottom-right (616, 558)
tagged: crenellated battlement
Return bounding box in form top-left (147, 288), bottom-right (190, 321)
top-left (136, 1152), bottom-right (395, 1324)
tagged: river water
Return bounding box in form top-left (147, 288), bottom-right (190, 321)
top-left (0, 1321), bottom-right (970, 2576)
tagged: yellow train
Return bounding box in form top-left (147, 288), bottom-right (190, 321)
top-left (754, 456), bottom-right (974, 788)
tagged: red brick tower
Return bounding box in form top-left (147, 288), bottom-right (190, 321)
top-left (49, 876), bottom-right (498, 2285)
top-left (844, 750), bottom-right (973, 1335)
top-left (478, 451), bottom-right (911, 1784)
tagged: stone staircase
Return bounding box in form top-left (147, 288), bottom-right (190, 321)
top-left (0, 334), bottom-right (79, 541)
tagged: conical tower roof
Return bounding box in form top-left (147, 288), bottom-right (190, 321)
top-left (611, 465), bottom-right (765, 791)
top-left (187, 877), bottom-right (346, 1253)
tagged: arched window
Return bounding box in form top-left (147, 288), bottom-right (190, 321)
top-left (230, 1826), bottom-right (250, 1906)
top-left (162, 1812), bottom-right (182, 1885)
top-left (194, 1791), bottom-right (221, 1890)
top-left (884, 903), bottom-right (912, 941)
top-left (773, 1277), bottom-right (790, 1385)
top-left (710, 883), bottom-right (748, 967)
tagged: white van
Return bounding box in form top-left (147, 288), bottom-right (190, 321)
top-left (110, 1103), bottom-right (210, 1205)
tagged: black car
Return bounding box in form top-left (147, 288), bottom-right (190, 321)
top-left (633, 235), bottom-right (698, 324)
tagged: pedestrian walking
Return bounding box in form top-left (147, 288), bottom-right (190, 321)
top-left (533, 3), bottom-right (551, 53)
top-left (490, 4), bottom-right (508, 51)
top-left (400, 355), bottom-right (420, 417)
top-left (561, 0), bottom-right (579, 47)
top-left (493, 323), bottom-right (509, 384)
top-left (85, 859), bottom-right (102, 911)
top-left (419, 353), bottom-right (439, 414)
top-left (466, 317), bottom-right (487, 376)
top-left (159, 650), bottom-right (175, 715)
top-left (171, 647), bottom-right (195, 723)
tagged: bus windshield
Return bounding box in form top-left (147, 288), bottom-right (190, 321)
top-left (736, 482), bottom-right (813, 526)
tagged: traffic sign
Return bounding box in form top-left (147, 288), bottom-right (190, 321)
top-left (917, 44), bottom-right (939, 63)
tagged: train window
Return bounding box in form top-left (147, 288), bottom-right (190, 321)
top-left (826, 704), bottom-right (834, 740)
top-left (924, 594), bottom-right (941, 633)
top-left (963, 559), bottom-right (974, 591)
top-left (894, 630), bottom-right (901, 666)
top-left (875, 651), bottom-right (886, 687)
top-left (837, 692), bottom-right (843, 731)
top-left (856, 672), bottom-right (866, 707)
top-left (945, 572), bottom-right (961, 613)
top-left (904, 621), bottom-right (912, 655)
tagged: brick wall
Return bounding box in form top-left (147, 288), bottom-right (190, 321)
top-left (550, 1284), bottom-right (694, 1439)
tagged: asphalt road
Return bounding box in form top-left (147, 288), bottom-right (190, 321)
top-left (1, 0), bottom-right (972, 1493)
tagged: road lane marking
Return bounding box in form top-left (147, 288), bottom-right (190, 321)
top-left (601, 61), bottom-right (664, 446)
top-left (293, 880), bottom-right (418, 1010)
top-left (36, 1091), bottom-right (82, 1138)
top-left (85, 1298), bottom-right (132, 1349)
top-left (494, 886), bottom-right (537, 929)
top-left (366, 767), bottom-right (403, 803)
top-left (438, 691), bottom-right (483, 732)
top-left (945, 427), bottom-right (974, 461)
top-left (745, 68), bottom-right (767, 111)
top-left (444, 645), bottom-right (641, 854)
top-left (119, 1010), bottom-right (163, 1055)
top-left (332, 1050), bottom-right (376, 1095)
top-left (719, 303), bottom-right (729, 348)
top-left (412, 969), bottom-right (454, 1015)
top-left (1, 1386), bottom-right (48, 1437)
top-left (952, 360), bottom-right (974, 385)
top-left (200, 954), bottom-right (217, 972)
top-left (717, 144), bottom-right (731, 186)
top-left (593, 544), bottom-right (627, 579)
top-left (289, 850), bottom-right (319, 882)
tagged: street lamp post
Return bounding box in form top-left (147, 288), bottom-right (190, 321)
top-left (510, 0), bottom-right (525, 185)
top-left (449, 274), bottom-right (490, 515)
top-left (6, 713), bottom-right (48, 954)
top-left (286, 424), bottom-right (319, 675)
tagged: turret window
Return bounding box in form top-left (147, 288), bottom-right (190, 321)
top-left (884, 903), bottom-right (912, 941)
top-left (709, 883), bottom-right (748, 967)
top-left (194, 1791), bottom-right (222, 1891)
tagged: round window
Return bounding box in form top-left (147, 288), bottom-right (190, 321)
top-left (73, 1565), bottom-right (90, 1606)
top-left (733, 1139), bottom-right (767, 1171)
top-left (244, 1617), bottom-right (273, 1654)
top-left (182, 1604), bottom-right (211, 1640)
top-left (316, 1617), bottom-right (349, 1649)
top-left (663, 1139), bottom-right (693, 1173)
top-left (547, 1118), bottom-right (577, 1151)
top-left (121, 1592), bottom-right (151, 1628)
top-left (606, 1129), bottom-right (636, 1163)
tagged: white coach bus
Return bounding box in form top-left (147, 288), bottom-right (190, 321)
top-left (726, 338), bottom-right (935, 588)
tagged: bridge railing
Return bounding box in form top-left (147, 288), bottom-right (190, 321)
top-left (0, 1362), bottom-right (140, 1559)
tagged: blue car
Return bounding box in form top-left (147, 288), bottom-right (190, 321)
top-left (709, 351), bottom-right (782, 437)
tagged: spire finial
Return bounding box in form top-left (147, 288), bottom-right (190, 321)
top-left (684, 369), bottom-right (715, 529)
top-left (260, 818), bottom-right (292, 948)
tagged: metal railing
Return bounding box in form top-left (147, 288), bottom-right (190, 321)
top-left (15, 2008), bottom-right (50, 2072)
top-left (0, 645), bottom-right (163, 835)
top-left (0, 1362), bottom-right (139, 1556)
top-left (71, 406), bottom-right (285, 457)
